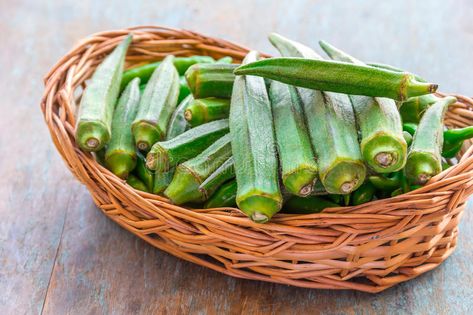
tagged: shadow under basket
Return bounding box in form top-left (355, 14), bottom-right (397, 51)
top-left (41, 26), bottom-right (473, 293)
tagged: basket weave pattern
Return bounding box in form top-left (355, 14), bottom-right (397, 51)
top-left (41, 26), bottom-right (473, 293)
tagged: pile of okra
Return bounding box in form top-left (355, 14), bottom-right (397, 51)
top-left (75, 33), bottom-right (473, 223)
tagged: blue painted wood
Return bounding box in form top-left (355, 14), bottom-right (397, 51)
top-left (1, 0), bottom-right (473, 314)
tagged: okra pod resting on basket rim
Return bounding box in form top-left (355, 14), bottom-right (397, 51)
top-left (234, 57), bottom-right (438, 101)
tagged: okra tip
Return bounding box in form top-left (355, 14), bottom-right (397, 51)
top-left (132, 122), bottom-right (162, 152)
top-left (237, 194), bottom-right (282, 223)
top-left (404, 76), bottom-right (438, 100)
top-left (105, 153), bottom-right (136, 179)
top-left (362, 134), bottom-right (407, 173)
top-left (76, 121), bottom-right (110, 152)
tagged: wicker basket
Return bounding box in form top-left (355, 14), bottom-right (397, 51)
top-left (41, 26), bottom-right (473, 293)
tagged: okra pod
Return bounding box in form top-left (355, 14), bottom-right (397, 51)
top-left (405, 96), bottom-right (457, 184)
top-left (153, 95), bottom-right (193, 194)
top-left (185, 63), bottom-right (237, 99)
top-left (146, 119), bottom-right (229, 171)
top-left (75, 35), bottom-right (132, 151)
top-left (319, 40), bottom-right (407, 173)
top-left (351, 182), bottom-right (376, 206)
top-left (216, 56), bottom-right (233, 64)
top-left (403, 131), bottom-right (413, 147)
top-left (164, 134), bottom-right (232, 204)
top-left (178, 76), bottom-right (191, 104)
top-left (366, 62), bottom-right (426, 82)
top-left (126, 174), bottom-right (149, 192)
top-left (443, 126), bottom-right (473, 158)
top-left (134, 153), bottom-right (154, 192)
top-left (204, 180), bottom-right (237, 208)
top-left (184, 98), bottom-right (230, 127)
top-left (403, 123), bottom-right (417, 136)
top-left (230, 51), bottom-right (282, 223)
top-left (132, 55), bottom-right (180, 151)
top-left (198, 156), bottom-right (235, 198)
top-left (400, 94), bottom-right (441, 124)
top-left (234, 58), bottom-right (437, 101)
top-left (120, 55), bottom-right (215, 90)
top-left (104, 78), bottom-right (141, 178)
top-left (283, 196), bottom-right (339, 214)
top-left (269, 80), bottom-right (318, 196)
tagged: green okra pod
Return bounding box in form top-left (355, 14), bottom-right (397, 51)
top-left (178, 76), bottom-right (191, 104)
top-left (134, 153), bottom-right (154, 192)
top-left (126, 174), bottom-right (149, 192)
top-left (216, 56), bottom-right (233, 64)
top-left (283, 196), bottom-right (339, 214)
top-left (234, 57), bottom-right (437, 101)
top-left (351, 182), bottom-right (376, 206)
top-left (204, 180), bottom-right (238, 208)
top-left (230, 51), bottom-right (282, 223)
top-left (368, 171), bottom-right (402, 192)
top-left (198, 156), bottom-right (235, 198)
top-left (267, 34), bottom-right (365, 195)
top-left (269, 79), bottom-right (318, 196)
top-left (120, 55), bottom-right (215, 90)
top-left (185, 63), bottom-right (237, 99)
top-left (319, 40), bottom-right (407, 173)
top-left (104, 77), bottom-right (141, 178)
top-left (164, 134), bottom-right (232, 204)
top-left (442, 126), bottom-right (473, 158)
top-left (403, 131), bottom-right (413, 147)
top-left (184, 98), bottom-right (231, 127)
top-left (400, 94), bottom-right (441, 124)
top-left (405, 96), bottom-right (457, 184)
top-left (76, 35), bottom-right (132, 151)
top-left (366, 62), bottom-right (426, 82)
top-left (132, 55), bottom-right (180, 152)
top-left (146, 119), bottom-right (229, 171)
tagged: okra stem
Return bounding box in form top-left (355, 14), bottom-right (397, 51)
top-left (234, 57), bottom-right (437, 101)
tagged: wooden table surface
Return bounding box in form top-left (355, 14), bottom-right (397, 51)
top-left (2, 1), bottom-right (473, 314)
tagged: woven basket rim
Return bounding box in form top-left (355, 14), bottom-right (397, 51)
top-left (40, 25), bottom-right (473, 293)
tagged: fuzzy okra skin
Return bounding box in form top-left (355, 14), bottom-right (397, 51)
top-left (146, 119), bottom-right (229, 171)
top-left (204, 180), bottom-right (238, 208)
top-left (104, 78), bottom-right (141, 178)
top-left (230, 51), bottom-right (282, 223)
top-left (120, 56), bottom-right (215, 90)
top-left (366, 62), bottom-right (426, 83)
top-left (134, 153), bottom-right (154, 191)
top-left (198, 156), bottom-right (235, 197)
top-left (164, 134), bottom-right (232, 204)
top-left (319, 40), bottom-right (407, 173)
top-left (399, 94), bottom-right (441, 124)
top-left (185, 63), bottom-right (237, 99)
top-left (152, 95), bottom-right (193, 194)
top-left (76, 35), bottom-right (132, 151)
top-left (234, 57), bottom-right (437, 101)
top-left (184, 98), bottom-right (231, 127)
top-left (132, 55), bottom-right (180, 152)
top-left (126, 174), bottom-right (149, 192)
top-left (268, 33), bottom-right (365, 194)
top-left (269, 80), bottom-right (318, 196)
top-left (405, 96), bottom-right (457, 184)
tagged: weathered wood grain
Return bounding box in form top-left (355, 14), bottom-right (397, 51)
top-left (1, 0), bottom-right (473, 314)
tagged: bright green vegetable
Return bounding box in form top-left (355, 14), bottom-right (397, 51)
top-left (403, 123), bottom-right (418, 136)
top-left (104, 78), bottom-right (141, 178)
top-left (164, 134), bottom-right (232, 204)
top-left (268, 33), bottom-right (365, 194)
top-left (230, 51), bottom-right (282, 223)
top-left (135, 153), bottom-right (154, 192)
top-left (391, 187), bottom-right (403, 197)
top-left (351, 182), bottom-right (376, 206)
top-left (199, 156), bottom-right (235, 198)
top-left (184, 98), bottom-right (230, 127)
top-left (366, 62), bottom-right (426, 82)
top-left (405, 96), bottom-right (457, 184)
top-left (319, 40), bottom-right (407, 173)
top-left (185, 63), bottom-right (237, 99)
top-left (283, 196), bottom-right (339, 214)
top-left (403, 131), bottom-right (413, 147)
top-left (443, 126), bottom-right (473, 158)
top-left (132, 55), bottom-right (180, 152)
top-left (152, 93), bottom-right (190, 194)
top-left (269, 80), bottom-right (318, 196)
top-left (368, 171), bottom-right (402, 192)
top-left (216, 56), bottom-right (233, 64)
top-left (76, 35), bottom-right (132, 151)
top-left (146, 119), bottom-right (229, 171)
top-left (120, 56), bottom-right (215, 90)
top-left (178, 76), bottom-right (191, 103)
top-left (204, 180), bottom-right (237, 208)
top-left (400, 94), bottom-right (441, 124)
top-left (234, 57), bottom-right (437, 101)
top-left (126, 174), bottom-right (149, 192)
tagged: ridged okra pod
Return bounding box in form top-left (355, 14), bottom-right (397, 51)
top-left (268, 33), bottom-right (365, 194)
top-left (132, 55), bottom-right (180, 151)
top-left (134, 153), bottom-right (154, 192)
top-left (230, 51), bottom-right (282, 223)
top-left (76, 35), bottom-right (132, 151)
top-left (104, 78), bottom-right (141, 178)
top-left (198, 156), bottom-right (235, 198)
top-left (146, 119), bottom-right (229, 171)
top-left (319, 40), bottom-right (407, 173)
top-left (126, 174), bottom-right (149, 192)
top-left (234, 58), bottom-right (438, 101)
top-left (184, 98), bottom-right (231, 127)
top-left (204, 180), bottom-right (238, 208)
top-left (269, 80), bottom-right (318, 196)
top-left (164, 134), bottom-right (232, 204)
top-left (185, 63), bottom-right (237, 99)
top-left (405, 96), bottom-right (457, 184)
top-left (443, 126), bottom-right (473, 158)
